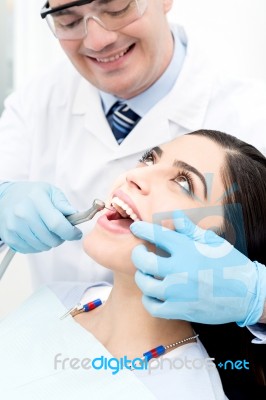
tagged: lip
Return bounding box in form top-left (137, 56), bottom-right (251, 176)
top-left (85, 44), bottom-right (135, 70)
top-left (94, 44), bottom-right (132, 62)
top-left (112, 189), bottom-right (142, 220)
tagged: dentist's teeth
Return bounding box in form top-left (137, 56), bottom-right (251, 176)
top-left (111, 197), bottom-right (140, 222)
top-left (96, 49), bottom-right (127, 63)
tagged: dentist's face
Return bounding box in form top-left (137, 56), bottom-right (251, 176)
top-left (49, 0), bottom-right (174, 98)
top-left (84, 134), bottom-right (226, 274)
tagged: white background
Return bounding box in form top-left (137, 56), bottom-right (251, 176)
top-left (0, 0), bottom-right (266, 317)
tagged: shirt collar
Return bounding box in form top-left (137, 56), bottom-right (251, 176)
top-left (100, 26), bottom-right (186, 117)
top-left (72, 25), bottom-right (215, 133)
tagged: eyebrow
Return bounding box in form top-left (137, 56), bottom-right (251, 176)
top-left (153, 146), bottom-right (208, 199)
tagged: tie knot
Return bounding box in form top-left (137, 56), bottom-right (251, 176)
top-left (107, 101), bottom-right (141, 144)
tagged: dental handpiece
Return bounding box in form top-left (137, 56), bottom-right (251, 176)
top-left (0, 199), bottom-right (106, 280)
top-left (66, 199), bottom-right (106, 226)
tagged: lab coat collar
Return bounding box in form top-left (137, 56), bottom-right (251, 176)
top-left (72, 79), bottom-right (166, 155)
top-left (72, 80), bottom-right (120, 151)
top-left (71, 26), bottom-right (215, 154)
top-left (165, 25), bottom-right (215, 131)
top-left (72, 77), bottom-right (101, 115)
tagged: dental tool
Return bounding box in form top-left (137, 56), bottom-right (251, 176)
top-left (0, 199), bottom-right (107, 281)
top-left (66, 199), bottom-right (106, 225)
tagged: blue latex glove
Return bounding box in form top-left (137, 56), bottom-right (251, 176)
top-left (130, 210), bottom-right (266, 326)
top-left (0, 182), bottom-right (82, 253)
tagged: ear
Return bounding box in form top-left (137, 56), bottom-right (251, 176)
top-left (163, 0), bottom-right (173, 13)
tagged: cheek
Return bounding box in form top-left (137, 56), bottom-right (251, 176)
top-left (197, 215), bottom-right (224, 232)
top-left (83, 225), bottom-right (145, 274)
top-left (59, 40), bottom-right (79, 57)
top-left (151, 201), bottom-right (224, 234)
top-left (148, 193), bottom-right (194, 229)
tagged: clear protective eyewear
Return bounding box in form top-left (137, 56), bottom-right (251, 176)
top-left (40, 0), bottom-right (148, 40)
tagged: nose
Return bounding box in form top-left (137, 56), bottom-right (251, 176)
top-left (125, 167), bottom-right (151, 195)
top-left (82, 17), bottom-right (118, 51)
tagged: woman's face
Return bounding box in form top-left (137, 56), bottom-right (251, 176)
top-left (83, 134), bottom-right (226, 273)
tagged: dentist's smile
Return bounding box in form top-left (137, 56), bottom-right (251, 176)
top-left (95, 45), bottom-right (133, 63)
top-left (84, 44), bottom-right (136, 69)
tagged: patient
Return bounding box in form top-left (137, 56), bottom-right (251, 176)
top-left (1, 130), bottom-right (266, 399)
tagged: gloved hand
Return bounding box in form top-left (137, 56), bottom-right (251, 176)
top-left (0, 182), bottom-right (82, 253)
top-left (130, 210), bottom-right (266, 327)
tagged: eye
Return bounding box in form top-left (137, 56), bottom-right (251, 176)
top-left (138, 150), bottom-right (155, 166)
top-left (64, 19), bottom-right (83, 29)
top-left (55, 17), bottom-right (83, 30)
top-left (175, 176), bottom-right (190, 191)
top-left (174, 172), bottom-right (193, 195)
top-left (104, 0), bottom-right (132, 17)
top-left (106, 6), bottom-right (129, 17)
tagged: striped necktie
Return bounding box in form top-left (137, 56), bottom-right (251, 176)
top-left (107, 101), bottom-right (141, 145)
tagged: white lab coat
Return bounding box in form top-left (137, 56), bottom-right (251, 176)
top-left (0, 26), bottom-right (266, 287)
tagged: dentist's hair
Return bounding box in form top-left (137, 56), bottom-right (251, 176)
top-left (187, 130), bottom-right (266, 397)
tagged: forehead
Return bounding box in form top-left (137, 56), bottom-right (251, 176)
top-left (160, 135), bottom-right (225, 175)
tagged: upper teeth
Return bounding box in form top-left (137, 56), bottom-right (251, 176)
top-left (111, 196), bottom-right (139, 222)
top-left (96, 49), bottom-right (128, 63)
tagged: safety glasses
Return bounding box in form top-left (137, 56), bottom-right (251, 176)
top-left (40, 0), bottom-right (148, 40)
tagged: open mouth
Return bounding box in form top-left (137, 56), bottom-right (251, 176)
top-left (107, 196), bottom-right (140, 226)
top-left (97, 195), bottom-right (141, 234)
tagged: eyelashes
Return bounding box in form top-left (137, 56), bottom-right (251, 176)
top-left (174, 170), bottom-right (194, 195)
top-left (138, 149), bottom-right (155, 165)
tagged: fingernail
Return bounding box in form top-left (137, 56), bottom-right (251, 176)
top-left (130, 222), bottom-right (139, 232)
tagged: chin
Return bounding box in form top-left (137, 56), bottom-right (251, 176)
top-left (83, 227), bottom-right (137, 274)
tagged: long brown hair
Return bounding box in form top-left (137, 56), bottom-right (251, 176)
top-left (188, 130), bottom-right (266, 399)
